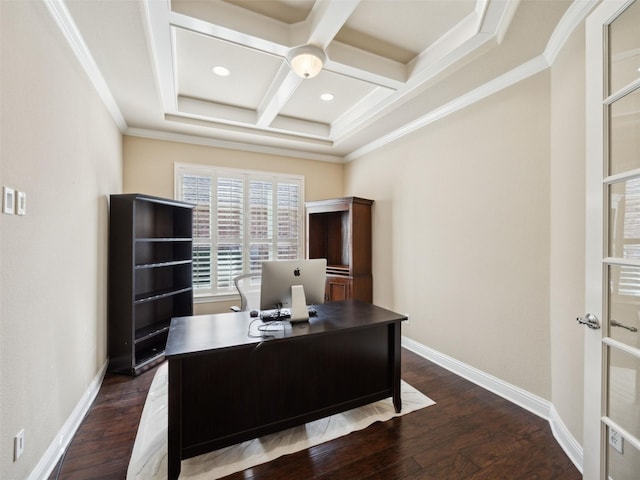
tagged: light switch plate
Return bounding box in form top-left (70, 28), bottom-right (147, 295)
top-left (3, 186), bottom-right (15, 214)
top-left (17, 191), bottom-right (26, 215)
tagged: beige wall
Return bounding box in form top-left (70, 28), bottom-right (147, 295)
top-left (0, 2), bottom-right (123, 479)
top-left (345, 72), bottom-right (553, 400)
top-left (123, 136), bottom-right (345, 314)
top-left (343, 22), bottom-right (589, 448)
top-left (549, 23), bottom-right (586, 443)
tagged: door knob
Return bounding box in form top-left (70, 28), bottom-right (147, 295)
top-left (577, 313), bottom-right (601, 330)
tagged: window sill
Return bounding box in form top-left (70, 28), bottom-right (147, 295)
top-left (194, 293), bottom-right (239, 304)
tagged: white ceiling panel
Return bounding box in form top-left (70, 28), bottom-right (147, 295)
top-left (175, 27), bottom-right (284, 109)
top-left (278, 69), bottom-right (380, 125)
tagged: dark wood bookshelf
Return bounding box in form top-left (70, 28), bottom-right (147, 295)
top-left (108, 193), bottom-right (194, 376)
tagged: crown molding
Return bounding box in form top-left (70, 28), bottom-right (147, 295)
top-left (544, 0), bottom-right (600, 65)
top-left (346, 54), bottom-right (549, 161)
top-left (125, 128), bottom-right (346, 164)
top-left (46, 0), bottom-right (597, 164)
top-left (346, 0), bottom-right (598, 162)
top-left (43, 0), bottom-right (127, 132)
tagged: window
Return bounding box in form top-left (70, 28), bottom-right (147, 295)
top-left (175, 163), bottom-right (304, 299)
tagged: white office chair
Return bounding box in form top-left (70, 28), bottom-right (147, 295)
top-left (230, 273), bottom-right (261, 312)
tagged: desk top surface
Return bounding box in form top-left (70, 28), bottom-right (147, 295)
top-left (165, 299), bottom-right (406, 358)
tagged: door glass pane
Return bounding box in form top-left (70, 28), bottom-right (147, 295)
top-left (607, 424), bottom-right (640, 479)
top-left (608, 265), bottom-right (640, 347)
top-left (608, 179), bottom-right (640, 258)
top-left (608, 0), bottom-right (640, 95)
top-left (609, 88), bottom-right (640, 176)
top-left (607, 347), bottom-right (640, 439)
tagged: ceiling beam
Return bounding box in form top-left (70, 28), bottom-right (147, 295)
top-left (257, 0), bottom-right (360, 127)
top-left (291, 0), bottom-right (361, 48)
top-left (256, 64), bottom-right (303, 127)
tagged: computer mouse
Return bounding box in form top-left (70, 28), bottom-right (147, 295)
top-left (250, 309), bottom-right (259, 317)
top-left (308, 308), bottom-right (317, 317)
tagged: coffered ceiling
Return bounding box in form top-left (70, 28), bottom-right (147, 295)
top-left (55, 0), bottom-right (590, 162)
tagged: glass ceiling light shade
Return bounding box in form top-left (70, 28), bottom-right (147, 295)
top-left (287, 45), bottom-right (326, 79)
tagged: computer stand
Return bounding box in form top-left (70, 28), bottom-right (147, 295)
top-left (289, 285), bottom-right (309, 323)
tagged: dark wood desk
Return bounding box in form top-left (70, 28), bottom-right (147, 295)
top-left (165, 299), bottom-right (407, 480)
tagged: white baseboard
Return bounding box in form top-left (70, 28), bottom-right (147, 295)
top-left (401, 336), bottom-right (583, 473)
top-left (29, 360), bottom-right (109, 480)
top-left (550, 404), bottom-right (584, 473)
top-left (30, 341), bottom-right (585, 478)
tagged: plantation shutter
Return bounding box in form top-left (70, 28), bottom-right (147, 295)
top-left (249, 180), bottom-right (273, 272)
top-left (182, 174), bottom-right (212, 289)
top-left (176, 164), bottom-right (303, 298)
top-left (216, 176), bottom-right (244, 289)
top-left (276, 181), bottom-right (301, 260)
top-left (619, 178), bottom-right (640, 295)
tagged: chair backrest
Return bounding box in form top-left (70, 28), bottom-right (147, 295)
top-left (233, 273), bottom-right (261, 311)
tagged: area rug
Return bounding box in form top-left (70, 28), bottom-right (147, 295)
top-left (127, 363), bottom-right (435, 480)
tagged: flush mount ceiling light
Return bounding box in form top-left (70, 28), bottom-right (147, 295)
top-left (287, 45), bottom-right (326, 79)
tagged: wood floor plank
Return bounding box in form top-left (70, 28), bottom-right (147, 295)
top-left (50, 349), bottom-right (581, 480)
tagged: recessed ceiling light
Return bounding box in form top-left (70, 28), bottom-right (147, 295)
top-left (320, 93), bottom-right (334, 101)
top-left (212, 66), bottom-right (230, 77)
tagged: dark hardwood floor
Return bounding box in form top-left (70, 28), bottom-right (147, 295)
top-left (50, 349), bottom-right (581, 479)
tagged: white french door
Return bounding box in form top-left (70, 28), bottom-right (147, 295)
top-left (584, 1), bottom-right (640, 478)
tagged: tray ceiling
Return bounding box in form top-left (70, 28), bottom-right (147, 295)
top-left (58, 0), bottom-right (580, 162)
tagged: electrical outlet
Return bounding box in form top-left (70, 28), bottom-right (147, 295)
top-left (14, 429), bottom-right (24, 461)
top-left (609, 428), bottom-right (624, 455)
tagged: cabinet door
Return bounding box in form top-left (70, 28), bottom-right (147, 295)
top-left (326, 276), bottom-right (352, 302)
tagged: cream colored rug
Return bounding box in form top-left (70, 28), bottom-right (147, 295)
top-left (127, 363), bottom-right (435, 480)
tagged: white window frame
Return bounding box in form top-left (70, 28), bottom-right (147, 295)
top-left (175, 162), bottom-right (305, 302)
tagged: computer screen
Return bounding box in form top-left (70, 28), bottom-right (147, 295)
top-left (259, 258), bottom-right (327, 311)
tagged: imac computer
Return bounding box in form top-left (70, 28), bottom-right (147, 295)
top-left (260, 258), bottom-right (327, 322)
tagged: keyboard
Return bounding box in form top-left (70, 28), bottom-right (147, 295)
top-left (259, 307), bottom-right (318, 321)
top-left (260, 309), bottom-right (291, 321)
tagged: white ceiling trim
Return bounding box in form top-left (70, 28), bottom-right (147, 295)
top-left (170, 11), bottom-right (289, 57)
top-left (126, 128), bottom-right (344, 164)
top-left (543, 0), bottom-right (600, 65)
top-left (324, 42), bottom-right (406, 88)
top-left (253, 1), bottom-right (360, 129)
top-left (45, 0), bottom-right (594, 165)
top-left (328, 87), bottom-right (395, 140)
top-left (408, 5), bottom-right (487, 77)
top-left (299, 0), bottom-right (360, 49)
top-left (345, 55), bottom-right (550, 161)
top-left (165, 113), bottom-right (332, 145)
top-left (344, 0), bottom-right (598, 162)
top-left (330, 33), bottom-right (497, 143)
top-left (146, 0), bottom-right (509, 149)
top-left (43, 0), bottom-right (127, 132)
top-left (330, 0), bottom-right (513, 145)
top-left (256, 66), bottom-right (304, 128)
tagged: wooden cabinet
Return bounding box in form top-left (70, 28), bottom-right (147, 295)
top-left (108, 194), bottom-right (194, 375)
top-left (305, 197), bottom-right (373, 303)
